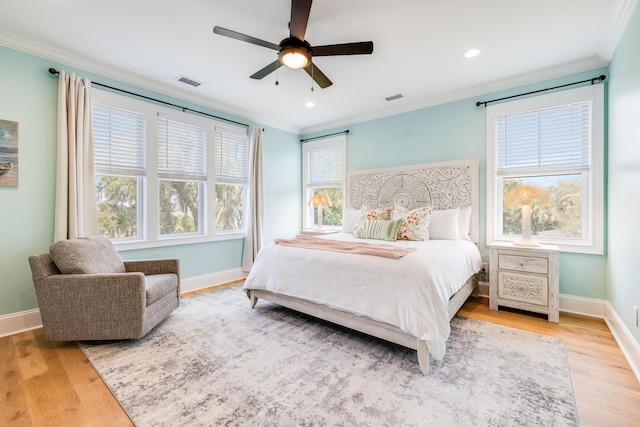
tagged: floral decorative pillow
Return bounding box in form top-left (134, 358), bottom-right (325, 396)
top-left (360, 206), bottom-right (392, 220)
top-left (393, 206), bottom-right (432, 241)
top-left (353, 206), bottom-right (392, 236)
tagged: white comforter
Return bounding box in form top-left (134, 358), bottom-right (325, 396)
top-left (243, 233), bottom-right (482, 360)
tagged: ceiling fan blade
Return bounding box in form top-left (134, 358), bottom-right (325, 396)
top-left (250, 60), bottom-right (284, 80)
top-left (304, 62), bottom-right (332, 88)
top-left (312, 41), bottom-right (374, 56)
top-left (213, 26), bottom-right (279, 51)
top-left (289, 0), bottom-right (312, 40)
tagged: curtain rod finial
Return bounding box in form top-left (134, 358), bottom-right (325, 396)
top-left (48, 67), bottom-right (59, 75)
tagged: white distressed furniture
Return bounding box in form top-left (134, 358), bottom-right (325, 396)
top-left (489, 242), bottom-right (559, 322)
top-left (247, 159), bottom-right (481, 374)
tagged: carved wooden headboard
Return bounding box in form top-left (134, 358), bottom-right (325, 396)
top-left (346, 158), bottom-right (479, 243)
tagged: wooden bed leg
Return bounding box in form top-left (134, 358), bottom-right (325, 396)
top-left (249, 290), bottom-right (258, 309)
top-left (416, 339), bottom-right (430, 375)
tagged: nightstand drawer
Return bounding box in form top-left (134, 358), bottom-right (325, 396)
top-left (498, 271), bottom-right (549, 306)
top-left (498, 254), bottom-right (548, 274)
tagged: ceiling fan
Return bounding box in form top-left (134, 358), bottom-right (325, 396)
top-left (213, 0), bottom-right (374, 89)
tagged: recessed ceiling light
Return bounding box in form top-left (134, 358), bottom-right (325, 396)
top-left (465, 49), bottom-right (480, 58)
top-left (305, 101), bottom-right (315, 107)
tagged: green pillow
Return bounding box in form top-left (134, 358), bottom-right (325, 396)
top-left (353, 219), bottom-right (402, 241)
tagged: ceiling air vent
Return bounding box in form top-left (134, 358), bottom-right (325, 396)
top-left (385, 94), bottom-right (403, 102)
top-left (176, 76), bottom-right (203, 87)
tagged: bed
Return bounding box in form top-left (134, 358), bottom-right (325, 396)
top-left (243, 159), bottom-right (482, 374)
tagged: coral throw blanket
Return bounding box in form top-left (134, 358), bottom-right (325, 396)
top-left (274, 235), bottom-right (416, 259)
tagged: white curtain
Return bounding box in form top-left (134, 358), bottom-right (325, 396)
top-left (53, 70), bottom-right (98, 241)
top-left (242, 126), bottom-right (264, 272)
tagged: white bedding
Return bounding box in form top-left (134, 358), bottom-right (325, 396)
top-left (243, 232), bottom-right (482, 360)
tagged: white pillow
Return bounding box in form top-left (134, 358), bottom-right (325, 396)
top-left (429, 208), bottom-right (461, 240)
top-left (458, 206), bottom-right (472, 241)
top-left (342, 208), bottom-right (361, 233)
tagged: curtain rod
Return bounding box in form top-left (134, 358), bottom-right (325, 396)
top-left (475, 74), bottom-right (606, 107)
top-left (48, 67), bottom-right (251, 128)
top-left (300, 130), bottom-right (349, 143)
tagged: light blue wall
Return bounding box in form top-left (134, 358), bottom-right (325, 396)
top-left (0, 45), bottom-right (300, 317)
top-left (0, 47), bottom-right (58, 317)
top-left (304, 69), bottom-right (609, 299)
top-left (608, 5), bottom-right (640, 343)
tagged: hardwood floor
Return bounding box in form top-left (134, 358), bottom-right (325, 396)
top-left (2, 286), bottom-right (639, 427)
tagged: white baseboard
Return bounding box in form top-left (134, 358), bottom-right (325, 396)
top-left (0, 309), bottom-right (42, 338)
top-left (559, 294), bottom-right (607, 318)
top-left (180, 268), bottom-right (247, 294)
top-left (604, 302), bottom-right (640, 383)
top-left (0, 268), bottom-right (247, 339)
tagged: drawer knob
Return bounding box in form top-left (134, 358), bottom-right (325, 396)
top-left (519, 262), bottom-right (524, 266)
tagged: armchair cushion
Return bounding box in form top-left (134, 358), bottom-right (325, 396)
top-left (50, 235), bottom-right (126, 274)
top-left (145, 274), bottom-right (179, 306)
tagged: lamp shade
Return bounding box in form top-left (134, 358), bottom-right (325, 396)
top-left (504, 185), bottom-right (549, 207)
top-left (308, 193), bottom-right (332, 208)
top-left (504, 184), bottom-right (549, 247)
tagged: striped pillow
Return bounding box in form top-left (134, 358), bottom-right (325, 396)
top-left (353, 219), bottom-right (402, 241)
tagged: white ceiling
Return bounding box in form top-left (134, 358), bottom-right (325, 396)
top-left (0, 0), bottom-right (635, 134)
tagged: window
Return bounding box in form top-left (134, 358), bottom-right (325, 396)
top-left (302, 136), bottom-right (346, 229)
top-left (157, 117), bottom-right (206, 236)
top-left (92, 89), bottom-right (249, 248)
top-left (93, 103), bottom-right (146, 240)
top-left (214, 127), bottom-right (249, 231)
top-left (486, 84), bottom-right (604, 254)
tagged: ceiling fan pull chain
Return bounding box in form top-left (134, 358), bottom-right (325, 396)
top-left (275, 56), bottom-right (279, 86)
top-left (311, 65), bottom-right (315, 91)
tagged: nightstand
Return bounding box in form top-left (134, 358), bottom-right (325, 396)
top-left (489, 242), bottom-right (560, 323)
top-left (299, 229), bottom-right (340, 236)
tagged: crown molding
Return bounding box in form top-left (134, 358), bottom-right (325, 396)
top-left (0, 32), bottom-right (301, 135)
top-left (599, 0), bottom-right (640, 60)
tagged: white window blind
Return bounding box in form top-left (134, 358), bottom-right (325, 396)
top-left (93, 104), bottom-right (145, 176)
top-left (157, 118), bottom-right (207, 180)
top-left (496, 101), bottom-right (591, 175)
top-left (214, 128), bottom-right (248, 183)
top-left (305, 142), bottom-right (343, 187)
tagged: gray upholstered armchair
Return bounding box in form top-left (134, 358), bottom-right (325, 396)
top-left (28, 236), bottom-right (180, 341)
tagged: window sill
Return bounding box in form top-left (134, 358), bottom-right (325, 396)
top-left (114, 232), bottom-right (245, 252)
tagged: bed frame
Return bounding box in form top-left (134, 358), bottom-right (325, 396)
top-left (249, 158), bottom-right (479, 374)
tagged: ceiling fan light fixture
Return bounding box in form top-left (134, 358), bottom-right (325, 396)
top-left (279, 46), bottom-right (311, 69)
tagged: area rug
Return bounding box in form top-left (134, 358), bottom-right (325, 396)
top-left (79, 286), bottom-right (579, 426)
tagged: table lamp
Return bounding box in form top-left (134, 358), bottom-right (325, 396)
top-left (504, 184), bottom-right (550, 247)
top-left (308, 194), bottom-right (332, 230)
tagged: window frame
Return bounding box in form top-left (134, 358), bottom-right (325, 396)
top-left (486, 84), bottom-right (604, 254)
top-left (92, 89), bottom-right (248, 250)
top-left (302, 135), bottom-right (346, 230)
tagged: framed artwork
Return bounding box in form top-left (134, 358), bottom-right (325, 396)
top-left (0, 119), bottom-right (18, 187)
